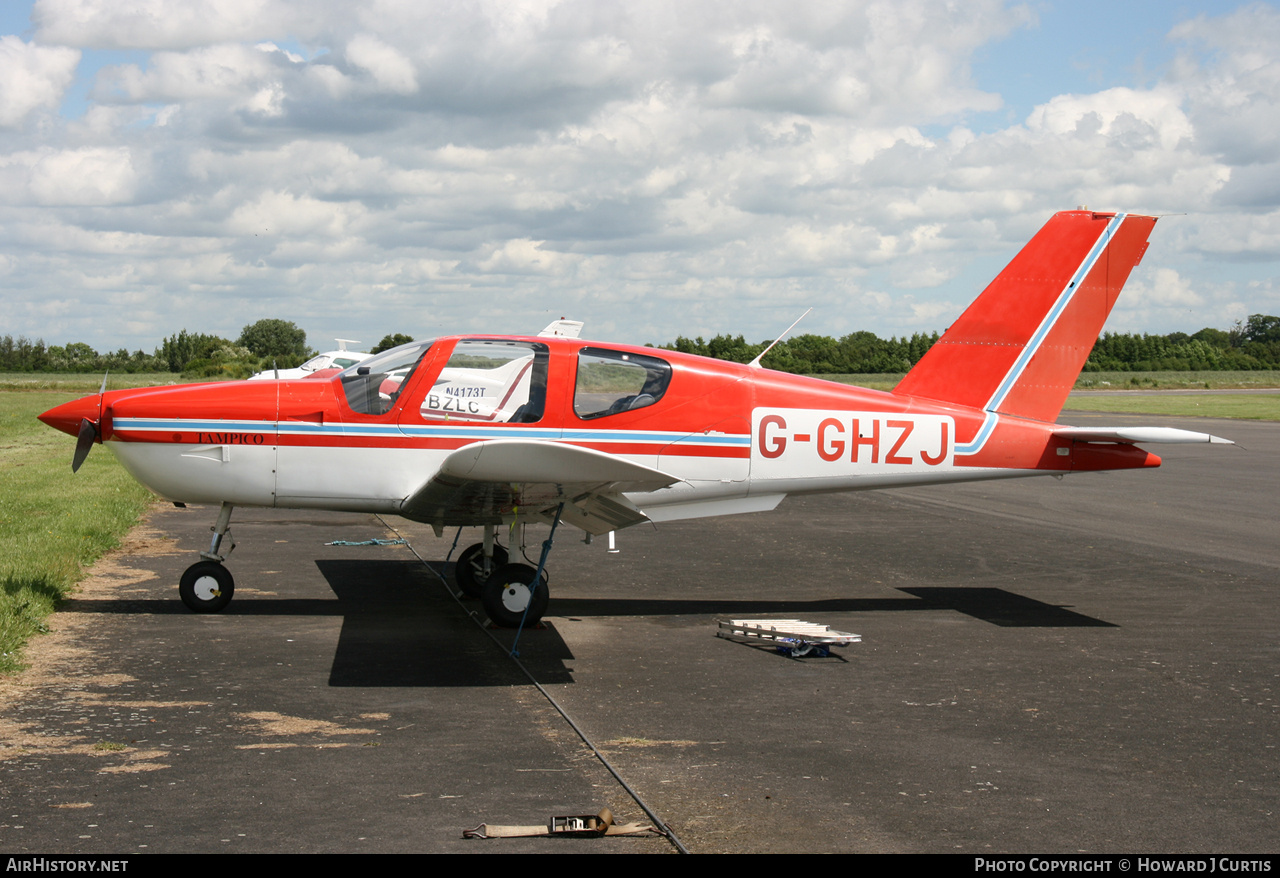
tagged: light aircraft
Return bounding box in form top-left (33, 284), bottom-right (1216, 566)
top-left (247, 338), bottom-right (370, 381)
top-left (40, 210), bottom-right (1230, 629)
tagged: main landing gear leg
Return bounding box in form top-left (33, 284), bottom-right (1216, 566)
top-left (454, 524), bottom-right (509, 598)
top-left (482, 504), bottom-right (563, 650)
top-left (179, 502), bottom-right (236, 613)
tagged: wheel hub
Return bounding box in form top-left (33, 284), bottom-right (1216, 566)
top-left (193, 576), bottom-right (221, 601)
top-left (500, 583), bottom-right (532, 613)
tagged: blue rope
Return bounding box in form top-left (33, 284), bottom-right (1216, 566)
top-left (509, 502), bottom-right (563, 657)
top-left (444, 526), bottom-right (464, 566)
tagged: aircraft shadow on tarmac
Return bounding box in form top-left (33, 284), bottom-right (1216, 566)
top-left (320, 576), bottom-right (1114, 687)
top-left (548, 588), bottom-right (1114, 628)
top-left (58, 560), bottom-right (1114, 689)
top-left (315, 560), bottom-right (579, 687)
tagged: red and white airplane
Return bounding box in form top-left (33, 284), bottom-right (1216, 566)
top-left (40, 210), bottom-right (1230, 629)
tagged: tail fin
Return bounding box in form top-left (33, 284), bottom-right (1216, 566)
top-left (894, 210), bottom-right (1157, 423)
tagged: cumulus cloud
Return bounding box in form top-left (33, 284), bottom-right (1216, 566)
top-left (32, 0), bottom-right (298, 49)
top-left (93, 43), bottom-right (286, 103)
top-left (1, 147), bottom-right (139, 205)
top-left (1121, 267), bottom-right (1204, 309)
top-left (1168, 3), bottom-right (1280, 169)
top-left (2, 0), bottom-right (1279, 351)
top-left (0, 35), bottom-right (78, 127)
top-left (1025, 87), bottom-right (1193, 150)
top-left (344, 34), bottom-right (417, 95)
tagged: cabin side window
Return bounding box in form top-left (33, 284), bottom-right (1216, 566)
top-left (339, 340), bottom-right (434, 416)
top-left (420, 340), bottom-right (549, 424)
top-left (574, 347), bottom-right (672, 419)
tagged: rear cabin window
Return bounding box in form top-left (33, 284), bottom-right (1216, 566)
top-left (574, 348), bottom-right (672, 419)
top-left (421, 340), bottom-right (549, 423)
top-left (339, 340), bottom-right (435, 415)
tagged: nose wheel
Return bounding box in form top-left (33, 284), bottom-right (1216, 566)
top-left (179, 561), bottom-right (235, 613)
top-left (454, 542), bottom-right (509, 597)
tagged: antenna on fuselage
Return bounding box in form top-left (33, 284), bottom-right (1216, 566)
top-left (748, 308), bottom-right (812, 369)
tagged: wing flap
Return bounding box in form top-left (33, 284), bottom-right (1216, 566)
top-left (556, 493), bottom-right (650, 534)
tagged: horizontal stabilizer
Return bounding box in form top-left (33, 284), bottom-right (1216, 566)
top-left (1053, 426), bottom-right (1234, 445)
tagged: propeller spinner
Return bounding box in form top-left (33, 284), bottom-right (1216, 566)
top-left (40, 372), bottom-right (108, 472)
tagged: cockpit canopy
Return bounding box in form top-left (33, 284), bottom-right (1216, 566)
top-left (336, 337), bottom-right (673, 422)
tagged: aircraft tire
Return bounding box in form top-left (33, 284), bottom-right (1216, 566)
top-left (454, 543), bottom-right (509, 598)
top-left (481, 563), bottom-right (549, 628)
top-left (179, 561), bottom-right (234, 613)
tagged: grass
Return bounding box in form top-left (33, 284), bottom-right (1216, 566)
top-left (0, 391), bottom-right (154, 674)
top-left (802, 373), bottom-right (905, 391)
top-left (0, 372), bottom-right (203, 393)
top-left (1074, 370), bottom-right (1280, 390)
top-left (1062, 392), bottom-right (1280, 420)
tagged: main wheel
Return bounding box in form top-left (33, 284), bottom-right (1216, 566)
top-left (179, 561), bottom-right (234, 613)
top-left (481, 563), bottom-right (549, 628)
top-left (454, 543), bottom-right (509, 598)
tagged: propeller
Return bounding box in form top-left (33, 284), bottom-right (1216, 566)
top-left (71, 371), bottom-right (108, 473)
top-left (72, 418), bottom-right (97, 473)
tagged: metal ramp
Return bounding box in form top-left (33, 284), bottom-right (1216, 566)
top-left (716, 619), bottom-right (861, 657)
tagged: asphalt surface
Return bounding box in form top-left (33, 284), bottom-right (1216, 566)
top-left (1, 413), bottom-right (1276, 854)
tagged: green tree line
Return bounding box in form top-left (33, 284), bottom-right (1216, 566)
top-left (663, 330), bottom-right (941, 373)
top-left (4, 316), bottom-right (1279, 377)
top-left (0, 320), bottom-right (314, 378)
top-left (1083, 315), bottom-right (1280, 371)
top-left (666, 315), bottom-right (1280, 373)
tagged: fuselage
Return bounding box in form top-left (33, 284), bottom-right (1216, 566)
top-left (38, 334), bottom-right (1158, 528)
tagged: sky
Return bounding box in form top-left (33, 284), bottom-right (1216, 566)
top-left (1, 0), bottom-right (1277, 354)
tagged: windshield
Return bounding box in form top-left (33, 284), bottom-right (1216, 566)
top-left (339, 339), bottom-right (434, 415)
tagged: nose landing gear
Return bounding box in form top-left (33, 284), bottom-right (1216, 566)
top-left (178, 502), bottom-right (235, 613)
top-left (453, 524), bottom-right (509, 597)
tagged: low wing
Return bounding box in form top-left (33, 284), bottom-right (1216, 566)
top-left (1052, 426), bottom-right (1233, 445)
top-left (400, 439), bottom-right (681, 534)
